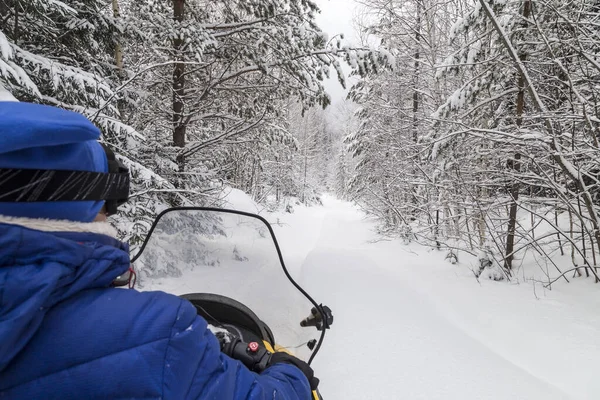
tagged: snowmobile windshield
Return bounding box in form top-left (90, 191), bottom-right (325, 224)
top-left (130, 207), bottom-right (320, 362)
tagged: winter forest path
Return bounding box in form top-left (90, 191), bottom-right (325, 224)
top-left (276, 195), bottom-right (597, 400)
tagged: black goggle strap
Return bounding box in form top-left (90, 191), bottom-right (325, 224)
top-left (0, 168), bottom-right (130, 213)
top-left (100, 143), bottom-right (129, 215)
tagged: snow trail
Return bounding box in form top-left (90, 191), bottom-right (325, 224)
top-left (279, 196), bottom-right (580, 399)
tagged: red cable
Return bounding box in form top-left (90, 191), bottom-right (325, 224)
top-left (128, 267), bottom-right (137, 289)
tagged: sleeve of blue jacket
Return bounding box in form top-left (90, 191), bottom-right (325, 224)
top-left (162, 298), bottom-right (312, 400)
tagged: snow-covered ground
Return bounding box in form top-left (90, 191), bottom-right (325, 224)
top-left (141, 192), bottom-right (600, 399)
top-left (0, 84), bottom-right (17, 102)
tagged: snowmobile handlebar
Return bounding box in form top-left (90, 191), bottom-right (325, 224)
top-left (217, 333), bottom-right (272, 373)
top-left (300, 305), bottom-right (333, 331)
top-left (215, 330), bottom-right (322, 396)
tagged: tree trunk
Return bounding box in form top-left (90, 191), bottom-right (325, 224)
top-left (13, 1), bottom-right (19, 42)
top-left (435, 209), bottom-right (440, 249)
top-left (303, 147), bottom-right (308, 204)
top-left (0, 2), bottom-right (9, 32)
top-left (588, 230), bottom-right (599, 281)
top-left (504, 0), bottom-right (531, 271)
top-left (465, 208), bottom-right (474, 250)
top-left (504, 153), bottom-right (520, 270)
top-left (112, 0), bottom-right (126, 119)
top-left (568, 208), bottom-right (581, 276)
top-left (173, 0), bottom-right (186, 172)
top-left (112, 0), bottom-right (123, 72)
top-left (554, 169), bottom-right (564, 256)
top-left (576, 194), bottom-right (590, 277)
top-left (412, 0), bottom-right (422, 143)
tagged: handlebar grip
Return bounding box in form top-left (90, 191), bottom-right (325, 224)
top-left (300, 316), bottom-right (317, 328)
top-left (300, 306), bottom-right (333, 331)
top-left (221, 336), bottom-right (272, 373)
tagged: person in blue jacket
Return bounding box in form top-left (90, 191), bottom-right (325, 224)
top-left (0, 102), bottom-right (317, 399)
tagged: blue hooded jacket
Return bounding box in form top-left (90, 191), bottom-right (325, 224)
top-left (0, 223), bottom-right (311, 399)
top-left (0, 101), bottom-right (310, 398)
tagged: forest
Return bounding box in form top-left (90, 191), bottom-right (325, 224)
top-left (1, 0), bottom-right (599, 286)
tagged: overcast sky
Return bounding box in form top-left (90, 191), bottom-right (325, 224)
top-left (314, 0), bottom-right (360, 105)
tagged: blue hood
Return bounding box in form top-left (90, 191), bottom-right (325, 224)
top-left (0, 222), bottom-right (129, 372)
top-left (0, 102), bottom-right (108, 222)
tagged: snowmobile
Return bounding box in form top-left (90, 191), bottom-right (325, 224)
top-left (127, 207), bottom-right (334, 400)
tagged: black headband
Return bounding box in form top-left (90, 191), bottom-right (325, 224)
top-left (0, 168), bottom-right (129, 205)
top-left (100, 144), bottom-right (129, 215)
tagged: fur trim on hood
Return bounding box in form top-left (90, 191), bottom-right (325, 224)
top-left (0, 215), bottom-right (118, 239)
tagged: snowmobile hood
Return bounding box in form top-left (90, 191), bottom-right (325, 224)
top-left (0, 222), bottom-right (129, 372)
